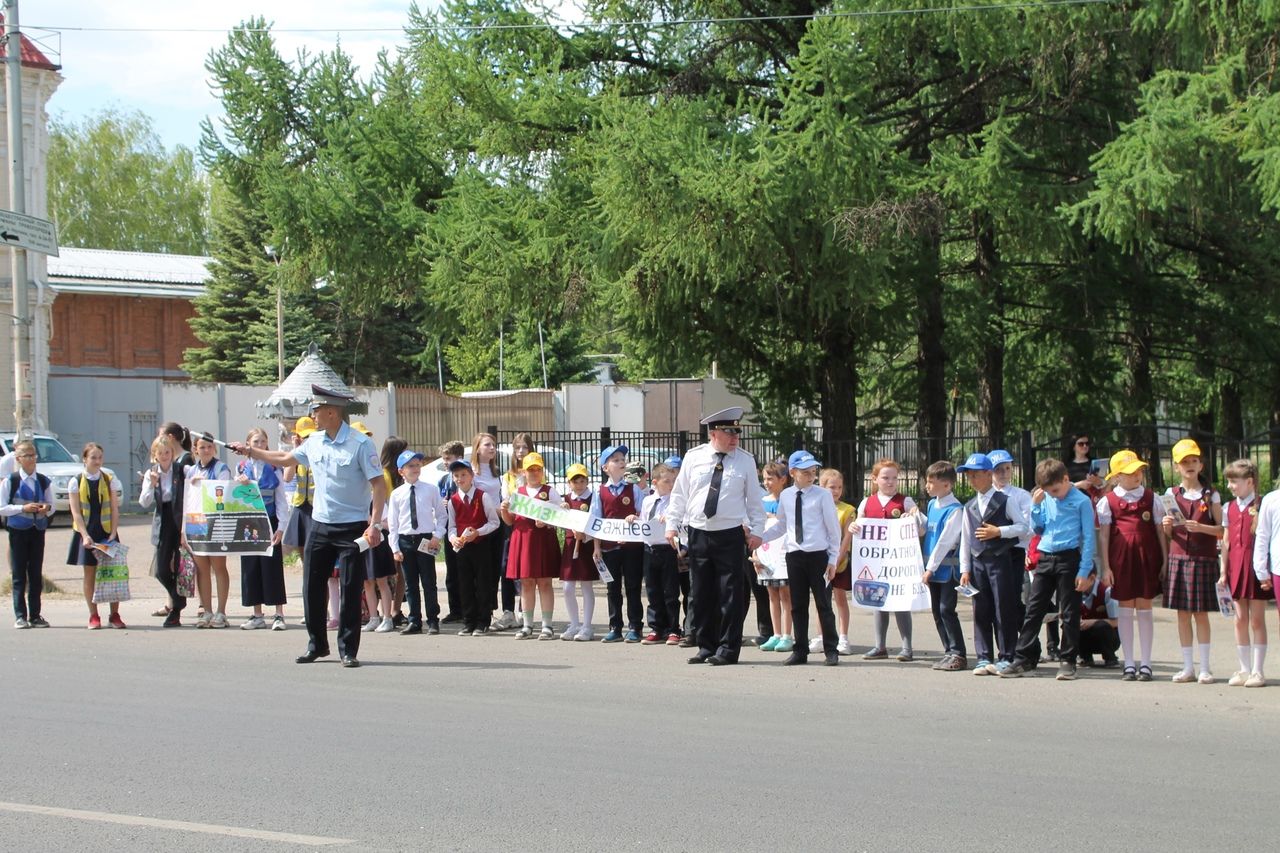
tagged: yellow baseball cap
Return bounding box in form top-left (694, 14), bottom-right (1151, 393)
top-left (1108, 449), bottom-right (1147, 477)
top-left (565, 463), bottom-right (589, 480)
top-left (521, 452), bottom-right (546, 470)
top-left (350, 421), bottom-right (373, 437)
top-left (1171, 438), bottom-right (1202, 464)
top-left (293, 416), bottom-right (317, 438)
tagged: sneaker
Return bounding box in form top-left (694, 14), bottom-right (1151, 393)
top-left (271, 615), bottom-right (286, 631)
top-left (998, 661), bottom-right (1028, 678)
top-left (624, 629), bottom-right (641, 643)
top-left (642, 632), bottom-right (663, 646)
top-left (471, 627), bottom-right (489, 636)
top-left (195, 611), bottom-right (212, 629)
top-left (539, 626), bottom-right (555, 640)
top-left (362, 617), bottom-right (380, 633)
top-left (1198, 671), bottom-right (1216, 685)
top-left (426, 623), bottom-right (440, 635)
top-left (985, 660), bottom-right (1012, 676)
top-left (14, 617), bottom-right (30, 629)
top-left (973, 658), bottom-right (992, 675)
top-left (441, 613), bottom-right (462, 624)
top-left (863, 647), bottom-right (888, 660)
top-left (240, 615), bottom-right (267, 630)
top-left (666, 633), bottom-right (681, 646)
top-left (514, 626), bottom-right (533, 639)
top-left (774, 636), bottom-right (794, 653)
top-left (836, 638), bottom-right (852, 655)
top-left (88, 614), bottom-right (102, 630)
top-left (325, 617), bottom-right (339, 630)
top-left (1056, 662), bottom-right (1077, 681)
top-left (560, 624), bottom-right (580, 641)
top-left (759, 634), bottom-right (781, 652)
top-left (1046, 645), bottom-right (1061, 662)
top-left (374, 617), bottom-right (395, 633)
top-left (458, 627), bottom-right (473, 636)
top-left (108, 612), bottom-right (127, 629)
top-left (939, 655), bottom-right (967, 672)
top-left (1228, 670), bottom-right (1249, 687)
top-left (29, 615), bottom-right (49, 628)
top-left (1246, 672), bottom-right (1266, 688)
top-left (491, 610), bottom-right (517, 631)
top-left (575, 626), bottom-right (594, 642)
top-left (809, 637), bottom-right (823, 654)
top-left (210, 612), bottom-right (226, 629)
top-left (601, 629), bottom-right (624, 643)
top-left (896, 648), bottom-right (913, 662)
top-left (1171, 669), bottom-right (1195, 683)
top-left (931, 654), bottom-right (951, 671)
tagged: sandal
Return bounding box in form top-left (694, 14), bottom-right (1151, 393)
top-left (151, 605), bottom-right (172, 617)
top-left (1137, 665), bottom-right (1153, 682)
top-left (1121, 666), bottom-right (1136, 682)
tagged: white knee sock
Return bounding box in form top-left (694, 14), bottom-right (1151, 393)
top-left (1180, 646), bottom-right (1194, 673)
top-left (1237, 645), bottom-right (1252, 673)
top-left (1253, 644), bottom-right (1267, 676)
top-left (1136, 609), bottom-right (1154, 667)
top-left (1198, 642), bottom-right (1212, 675)
top-left (1118, 607), bottom-right (1135, 667)
top-left (564, 582), bottom-right (581, 628)
top-left (581, 584), bottom-right (596, 627)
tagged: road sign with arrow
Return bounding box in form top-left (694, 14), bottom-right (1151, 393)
top-left (0, 208), bottom-right (58, 256)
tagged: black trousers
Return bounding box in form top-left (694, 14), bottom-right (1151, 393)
top-left (153, 508), bottom-right (185, 616)
top-left (787, 549), bottom-right (837, 657)
top-left (971, 550), bottom-right (1022, 663)
top-left (929, 574), bottom-right (966, 656)
top-left (743, 548), bottom-right (774, 640)
top-left (399, 535), bottom-right (440, 626)
top-left (497, 522), bottom-right (517, 613)
top-left (644, 544), bottom-right (681, 637)
top-left (687, 527), bottom-right (747, 660)
top-left (241, 516), bottom-right (286, 607)
top-left (1078, 621), bottom-right (1120, 661)
top-left (604, 546), bottom-right (645, 632)
top-left (303, 521), bottom-right (367, 659)
top-left (1014, 549), bottom-right (1082, 666)
top-left (442, 536), bottom-right (461, 616)
top-left (8, 527), bottom-right (45, 620)
top-left (679, 562), bottom-right (692, 634)
top-left (458, 534), bottom-right (497, 632)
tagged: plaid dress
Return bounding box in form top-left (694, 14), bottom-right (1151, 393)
top-left (1163, 487), bottom-right (1220, 612)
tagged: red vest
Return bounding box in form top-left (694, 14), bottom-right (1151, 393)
top-left (1105, 489), bottom-right (1162, 568)
top-left (1081, 583), bottom-right (1113, 621)
top-left (598, 483), bottom-right (641, 550)
top-left (1226, 497), bottom-right (1257, 578)
top-left (862, 493), bottom-right (907, 520)
top-left (450, 488), bottom-right (489, 539)
top-left (1169, 487), bottom-right (1218, 559)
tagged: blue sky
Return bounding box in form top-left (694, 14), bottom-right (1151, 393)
top-left (29, 1), bottom-right (433, 151)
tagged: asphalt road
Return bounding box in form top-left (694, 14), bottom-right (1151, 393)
top-left (2, 517), bottom-right (1278, 851)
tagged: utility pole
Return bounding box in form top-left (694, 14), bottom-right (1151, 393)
top-left (5, 0), bottom-right (31, 440)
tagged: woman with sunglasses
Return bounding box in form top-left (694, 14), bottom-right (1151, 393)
top-left (1065, 435), bottom-right (1094, 485)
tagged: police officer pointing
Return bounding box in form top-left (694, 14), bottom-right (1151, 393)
top-left (665, 407), bottom-right (766, 666)
top-left (231, 385), bottom-right (385, 668)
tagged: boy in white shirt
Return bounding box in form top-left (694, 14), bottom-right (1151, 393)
top-left (388, 450), bottom-right (447, 635)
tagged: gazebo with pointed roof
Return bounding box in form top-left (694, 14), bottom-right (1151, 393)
top-left (257, 343), bottom-right (368, 419)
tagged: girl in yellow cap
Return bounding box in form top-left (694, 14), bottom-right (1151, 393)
top-left (1162, 439), bottom-right (1224, 684)
top-left (499, 452), bottom-right (561, 639)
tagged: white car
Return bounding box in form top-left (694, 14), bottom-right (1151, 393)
top-left (418, 444), bottom-right (576, 497)
top-left (0, 433), bottom-right (116, 520)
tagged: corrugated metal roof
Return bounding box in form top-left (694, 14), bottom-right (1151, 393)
top-left (47, 247), bottom-right (212, 285)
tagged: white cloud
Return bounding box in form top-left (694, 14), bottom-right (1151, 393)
top-left (30, 1), bottom-right (429, 149)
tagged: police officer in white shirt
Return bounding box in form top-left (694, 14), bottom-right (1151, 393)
top-left (665, 407), bottom-right (766, 665)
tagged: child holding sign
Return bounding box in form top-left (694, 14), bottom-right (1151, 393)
top-left (589, 446), bottom-right (647, 643)
top-left (559, 464), bottom-right (597, 641)
top-left (1219, 458), bottom-right (1269, 687)
top-left (1162, 439), bottom-right (1223, 684)
top-left (236, 428), bottom-right (287, 631)
top-left (184, 434), bottom-right (232, 629)
top-left (852, 459), bottom-right (917, 661)
top-left (67, 442), bottom-right (124, 630)
top-left (760, 451), bottom-right (841, 666)
top-left (500, 453), bottom-right (561, 640)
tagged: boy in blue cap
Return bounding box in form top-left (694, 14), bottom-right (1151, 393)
top-left (588, 445), bottom-right (647, 642)
top-left (387, 449), bottom-right (448, 635)
top-left (957, 452), bottom-right (1028, 676)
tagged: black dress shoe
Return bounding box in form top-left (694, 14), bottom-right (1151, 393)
top-left (400, 623), bottom-right (422, 635)
top-left (706, 654), bottom-right (735, 666)
top-left (687, 654), bottom-right (710, 664)
top-left (824, 654), bottom-right (840, 666)
top-left (441, 613), bottom-right (462, 624)
top-left (782, 653), bottom-right (808, 666)
top-left (341, 657), bottom-right (361, 668)
top-left (296, 651), bottom-right (329, 664)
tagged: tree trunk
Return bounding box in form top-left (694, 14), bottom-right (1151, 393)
top-left (1123, 255), bottom-right (1161, 489)
top-left (914, 231), bottom-right (947, 472)
top-left (820, 347), bottom-right (861, 503)
top-left (1220, 380), bottom-right (1244, 462)
top-left (974, 214), bottom-right (1004, 449)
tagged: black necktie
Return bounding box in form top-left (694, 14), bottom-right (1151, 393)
top-left (703, 453), bottom-right (726, 518)
top-left (409, 484), bottom-right (418, 530)
top-left (795, 489), bottom-right (804, 544)
top-left (647, 498), bottom-right (658, 520)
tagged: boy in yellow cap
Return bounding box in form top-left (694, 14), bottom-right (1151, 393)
top-left (1096, 450), bottom-right (1167, 681)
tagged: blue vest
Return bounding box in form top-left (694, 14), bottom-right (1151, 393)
top-left (924, 498), bottom-right (961, 581)
top-left (6, 472), bottom-right (50, 531)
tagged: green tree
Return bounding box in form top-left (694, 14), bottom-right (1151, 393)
top-left (47, 108), bottom-right (210, 254)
